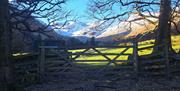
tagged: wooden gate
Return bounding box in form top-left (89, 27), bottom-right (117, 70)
top-left (37, 40), bottom-right (139, 80)
top-left (14, 38), bottom-right (177, 84)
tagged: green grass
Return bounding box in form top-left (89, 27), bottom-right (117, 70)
top-left (70, 35), bottom-right (180, 66)
top-left (12, 35), bottom-right (180, 66)
top-left (172, 35), bottom-right (180, 52)
top-left (13, 53), bottom-right (29, 56)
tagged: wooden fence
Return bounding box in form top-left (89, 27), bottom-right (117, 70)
top-left (36, 40), bottom-right (140, 79)
top-left (14, 38), bottom-right (177, 83)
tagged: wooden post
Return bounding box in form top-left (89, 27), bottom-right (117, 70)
top-left (90, 37), bottom-right (95, 46)
top-left (39, 46), bottom-right (45, 79)
top-left (164, 43), bottom-right (170, 78)
top-left (39, 40), bottom-right (45, 82)
top-left (133, 38), bottom-right (138, 79)
top-left (0, 0), bottom-right (15, 90)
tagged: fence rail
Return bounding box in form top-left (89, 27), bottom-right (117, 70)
top-left (14, 38), bottom-right (175, 82)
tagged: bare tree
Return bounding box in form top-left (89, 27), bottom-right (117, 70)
top-left (88, 0), bottom-right (180, 52)
top-left (0, 0), bottom-right (70, 90)
top-left (9, 0), bottom-right (75, 53)
top-left (0, 0), bottom-right (14, 90)
top-left (154, 0), bottom-right (172, 52)
top-left (10, 0), bottom-right (72, 34)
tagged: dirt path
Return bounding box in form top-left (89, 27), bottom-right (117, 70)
top-left (25, 66), bottom-right (180, 91)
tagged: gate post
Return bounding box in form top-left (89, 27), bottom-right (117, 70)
top-left (133, 38), bottom-right (139, 79)
top-left (164, 43), bottom-right (170, 79)
top-left (38, 40), bottom-right (45, 82)
top-left (39, 46), bottom-right (45, 80)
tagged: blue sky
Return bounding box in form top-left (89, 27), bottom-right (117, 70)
top-left (66, 0), bottom-right (90, 22)
top-left (9, 0), bottom-right (91, 23)
top-left (10, 0), bottom-right (160, 24)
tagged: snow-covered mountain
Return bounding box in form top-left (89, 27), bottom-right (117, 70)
top-left (53, 21), bottom-right (105, 42)
top-left (53, 13), bottom-right (158, 43)
top-left (97, 13), bottom-right (158, 41)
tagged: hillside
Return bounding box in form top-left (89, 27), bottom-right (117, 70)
top-left (53, 13), bottom-right (156, 42)
top-left (54, 13), bottom-right (180, 43)
top-left (11, 7), bottom-right (67, 53)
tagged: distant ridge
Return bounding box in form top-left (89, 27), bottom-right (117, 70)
top-left (53, 12), bottom-right (180, 43)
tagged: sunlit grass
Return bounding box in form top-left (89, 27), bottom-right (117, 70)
top-left (172, 35), bottom-right (180, 52)
top-left (12, 35), bottom-right (180, 66)
top-left (76, 62), bottom-right (109, 66)
top-left (72, 35), bottom-right (180, 66)
top-left (13, 53), bottom-right (29, 57)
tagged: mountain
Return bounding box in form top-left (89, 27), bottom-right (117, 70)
top-left (53, 12), bottom-right (180, 43)
top-left (53, 13), bottom-right (158, 43)
top-left (96, 13), bottom-right (159, 41)
top-left (53, 21), bottom-right (104, 42)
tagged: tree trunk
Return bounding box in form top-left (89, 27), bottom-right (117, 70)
top-left (154, 0), bottom-right (172, 52)
top-left (0, 0), bottom-right (14, 91)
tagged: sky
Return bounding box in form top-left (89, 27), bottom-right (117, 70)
top-left (9, 0), bottom-right (91, 23)
top-left (65, 0), bottom-right (90, 22)
top-left (9, 0), bottom-right (161, 24)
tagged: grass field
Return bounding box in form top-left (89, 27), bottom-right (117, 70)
top-left (12, 35), bottom-right (180, 66)
top-left (69, 35), bottom-right (180, 66)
